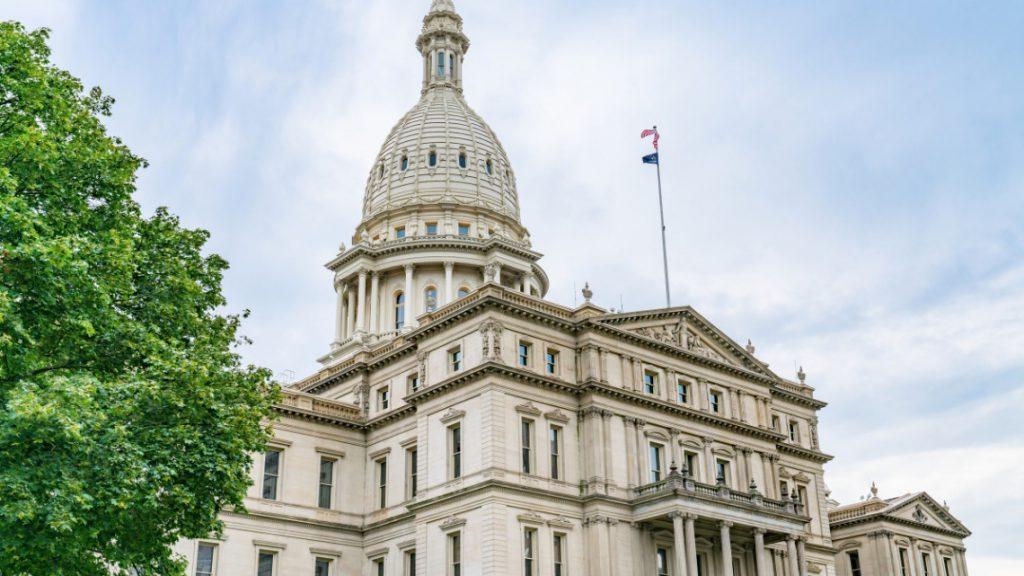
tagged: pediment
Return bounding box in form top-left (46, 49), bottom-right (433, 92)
top-left (886, 493), bottom-right (970, 535)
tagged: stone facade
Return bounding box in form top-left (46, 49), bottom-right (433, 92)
top-left (172, 2), bottom-right (971, 575)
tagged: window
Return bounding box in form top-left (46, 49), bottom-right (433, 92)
top-left (697, 554), bottom-right (705, 576)
top-left (643, 371), bottom-right (658, 394)
top-left (676, 381), bottom-right (688, 403)
top-left (458, 153), bottom-right (467, 169)
top-left (396, 226), bottom-right (406, 239)
top-left (195, 543), bottom-right (216, 576)
top-left (405, 551), bottom-right (417, 576)
top-left (378, 386), bottom-right (391, 411)
top-left (943, 557), bottom-right (953, 576)
top-left (457, 223), bottom-right (471, 235)
top-left (449, 424), bottom-right (462, 479)
top-left (789, 420), bottom-right (800, 442)
top-left (450, 53), bottom-right (454, 77)
top-left (406, 447), bottom-right (418, 498)
top-left (709, 390), bottom-right (721, 413)
top-left (795, 484), bottom-right (808, 508)
top-left (523, 528), bottom-right (537, 576)
top-left (549, 425), bottom-right (562, 480)
top-left (426, 222), bottom-right (438, 236)
top-left (374, 558), bottom-right (385, 576)
top-left (408, 373), bottom-right (420, 393)
top-left (429, 151), bottom-right (438, 167)
top-left (315, 558), bottom-right (332, 576)
top-left (716, 459), bottom-right (730, 485)
top-left (395, 292), bottom-right (405, 329)
top-left (318, 457), bottom-right (335, 509)
top-left (485, 159), bottom-right (493, 174)
top-left (649, 443), bottom-right (663, 483)
top-left (376, 458), bottom-right (387, 509)
top-left (771, 415), bottom-right (781, 431)
top-left (449, 347), bottom-right (462, 372)
top-left (898, 549), bottom-right (909, 576)
top-left (378, 163), bottom-right (384, 180)
top-left (921, 553), bottom-right (931, 576)
top-left (521, 419), bottom-right (534, 474)
top-left (400, 155), bottom-right (409, 171)
top-left (656, 548), bottom-right (669, 576)
top-left (848, 551), bottom-right (862, 576)
top-left (438, 50), bottom-right (446, 77)
top-left (545, 350), bottom-right (558, 375)
top-left (449, 532), bottom-right (462, 576)
top-left (424, 286), bottom-right (438, 312)
top-left (262, 448), bottom-right (281, 500)
top-left (553, 534), bottom-right (565, 576)
top-left (257, 551), bottom-right (275, 576)
top-left (518, 342), bottom-right (531, 367)
top-left (457, 286), bottom-right (470, 298)
top-left (684, 451), bottom-right (698, 478)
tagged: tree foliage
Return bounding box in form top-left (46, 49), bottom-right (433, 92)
top-left (0, 22), bottom-right (278, 575)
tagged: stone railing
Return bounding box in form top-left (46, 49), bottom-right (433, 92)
top-left (775, 379), bottom-right (813, 396)
top-left (634, 472), bottom-right (805, 517)
top-left (278, 389), bottom-right (362, 421)
top-left (828, 501), bottom-right (887, 522)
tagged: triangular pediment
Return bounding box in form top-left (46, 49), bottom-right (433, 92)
top-left (596, 307), bottom-right (776, 376)
top-left (885, 493), bottom-right (970, 535)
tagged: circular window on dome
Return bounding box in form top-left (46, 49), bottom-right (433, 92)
top-left (429, 150), bottom-right (438, 167)
top-left (485, 159), bottom-right (493, 175)
top-left (458, 152), bottom-right (467, 169)
top-left (400, 155), bottom-right (409, 171)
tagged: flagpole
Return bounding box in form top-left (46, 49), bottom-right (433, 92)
top-left (653, 125), bottom-right (671, 308)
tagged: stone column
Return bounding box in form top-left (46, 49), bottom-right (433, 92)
top-left (762, 454), bottom-right (777, 498)
top-left (703, 437), bottom-right (716, 483)
top-left (671, 512), bottom-right (689, 576)
top-left (635, 420), bottom-right (648, 484)
top-left (908, 539), bottom-right (920, 576)
top-left (346, 287), bottom-right (356, 336)
top-left (403, 264), bottom-right (415, 328)
top-left (624, 417), bottom-right (638, 487)
top-left (493, 262), bottom-right (502, 285)
top-left (871, 531), bottom-right (894, 575)
top-left (334, 283), bottom-right (345, 342)
top-left (737, 390), bottom-right (747, 422)
top-left (601, 410), bottom-right (614, 486)
top-left (957, 549), bottom-right (969, 576)
top-left (797, 537), bottom-right (808, 576)
top-left (736, 447), bottom-right (749, 489)
top-left (524, 272), bottom-right (535, 295)
top-left (443, 260), bottom-right (454, 304)
top-left (889, 535), bottom-right (903, 576)
top-left (753, 529), bottom-right (768, 576)
top-left (684, 514), bottom-right (698, 576)
top-left (598, 347), bottom-right (609, 382)
top-left (786, 536), bottom-right (799, 576)
top-left (355, 269), bottom-right (367, 333)
top-left (369, 272), bottom-right (380, 333)
top-left (720, 521), bottom-right (735, 576)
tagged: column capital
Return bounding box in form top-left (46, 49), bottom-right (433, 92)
top-left (404, 263), bottom-right (416, 272)
top-left (702, 436), bottom-right (715, 447)
top-left (668, 511), bottom-right (687, 520)
top-left (683, 512), bottom-right (699, 521)
top-left (788, 533), bottom-right (801, 541)
top-left (443, 260), bottom-right (455, 270)
top-left (753, 527), bottom-right (768, 535)
top-left (718, 520), bottom-right (734, 529)
top-left (357, 267), bottom-right (369, 277)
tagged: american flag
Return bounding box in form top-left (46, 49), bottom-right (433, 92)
top-left (641, 127), bottom-right (659, 150)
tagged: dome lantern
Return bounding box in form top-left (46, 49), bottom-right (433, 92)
top-left (417, 0), bottom-right (470, 92)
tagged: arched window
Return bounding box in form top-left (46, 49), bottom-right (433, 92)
top-left (457, 287), bottom-right (470, 299)
top-left (400, 155), bottom-right (409, 171)
top-left (429, 151), bottom-right (437, 167)
top-left (424, 287), bottom-right (438, 313)
top-left (449, 54), bottom-right (454, 78)
top-left (485, 159), bottom-right (493, 175)
top-left (437, 50), bottom-right (445, 77)
top-left (394, 292), bottom-right (405, 329)
top-left (458, 152), bottom-right (467, 169)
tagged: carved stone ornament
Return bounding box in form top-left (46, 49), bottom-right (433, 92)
top-left (581, 282), bottom-right (593, 302)
top-left (515, 402), bottom-right (542, 416)
top-left (484, 263), bottom-right (498, 282)
top-left (544, 409), bottom-right (570, 423)
top-left (913, 505), bottom-right (928, 523)
top-left (440, 408), bottom-right (466, 424)
top-left (441, 516), bottom-right (467, 531)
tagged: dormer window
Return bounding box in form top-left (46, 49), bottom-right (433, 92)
top-left (428, 150), bottom-right (437, 167)
top-left (437, 50), bottom-right (446, 77)
top-left (458, 152), bottom-right (467, 168)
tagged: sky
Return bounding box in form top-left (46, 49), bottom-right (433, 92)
top-left (3, 0), bottom-right (1022, 572)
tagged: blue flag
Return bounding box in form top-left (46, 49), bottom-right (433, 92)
top-left (642, 152), bottom-right (659, 165)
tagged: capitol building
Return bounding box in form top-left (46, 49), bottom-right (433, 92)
top-left (174, 2), bottom-right (972, 575)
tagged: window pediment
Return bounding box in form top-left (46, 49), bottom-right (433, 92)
top-left (440, 408), bottom-right (466, 424)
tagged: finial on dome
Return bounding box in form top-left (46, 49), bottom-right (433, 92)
top-left (429, 0), bottom-right (458, 14)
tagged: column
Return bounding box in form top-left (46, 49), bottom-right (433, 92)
top-left (703, 437), bottom-right (716, 483)
top-left (736, 447), bottom-right (749, 489)
top-left (669, 429), bottom-right (681, 469)
top-left (737, 390), bottom-right (747, 422)
top-left (671, 512), bottom-right (688, 576)
top-left (346, 286), bottom-right (356, 336)
top-left (889, 535), bottom-right (903, 576)
top-left (684, 514), bottom-right (698, 576)
top-left (872, 531), bottom-right (893, 575)
top-left (356, 269), bottom-right (367, 332)
top-left (369, 272), bottom-right (380, 333)
top-left (601, 410), bottom-right (613, 486)
top-left (443, 260), bottom-right (454, 304)
top-left (524, 272), bottom-right (535, 295)
top-left (403, 264), bottom-right (414, 328)
top-left (909, 539), bottom-right (920, 576)
top-left (957, 549), bottom-right (969, 576)
top-left (720, 522), bottom-right (734, 576)
top-left (786, 536), bottom-right (799, 576)
top-left (635, 420), bottom-right (648, 484)
top-left (598, 347), bottom-right (608, 383)
top-left (493, 262), bottom-right (502, 285)
top-left (797, 537), bottom-right (808, 576)
top-left (624, 418), bottom-right (638, 487)
top-left (753, 529), bottom-right (768, 576)
top-left (334, 283), bottom-right (345, 342)
top-left (762, 454), bottom-right (777, 498)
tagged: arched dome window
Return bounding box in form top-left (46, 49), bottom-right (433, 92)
top-left (429, 150), bottom-right (438, 167)
top-left (437, 50), bottom-right (446, 77)
top-left (458, 152), bottom-right (467, 169)
top-left (400, 155), bottom-right (409, 171)
top-left (424, 287), bottom-right (438, 312)
top-left (485, 159), bottom-right (493, 175)
top-left (394, 292), bottom-right (405, 329)
top-left (378, 163), bottom-right (385, 180)
top-left (457, 286), bottom-right (470, 299)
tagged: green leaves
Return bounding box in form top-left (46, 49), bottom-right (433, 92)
top-left (0, 21), bottom-right (277, 576)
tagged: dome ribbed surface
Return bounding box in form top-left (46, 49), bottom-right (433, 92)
top-left (361, 87), bottom-right (519, 223)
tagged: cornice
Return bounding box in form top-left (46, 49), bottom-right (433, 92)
top-left (326, 236), bottom-right (543, 272)
top-left (829, 512), bottom-right (970, 539)
top-left (777, 441), bottom-right (834, 464)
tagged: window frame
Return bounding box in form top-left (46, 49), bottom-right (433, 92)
top-left (314, 557), bottom-right (333, 576)
top-left (715, 458), bottom-right (731, 486)
top-left (552, 533), bottom-right (566, 576)
top-left (457, 223), bottom-right (470, 235)
top-left (405, 550), bottom-right (417, 576)
top-left (518, 341), bottom-right (532, 368)
top-left (408, 373), bottom-right (420, 394)
top-left (848, 550), bottom-right (862, 576)
top-left (649, 442), bottom-right (664, 483)
top-left (448, 423), bottom-right (462, 480)
top-left (376, 457), bottom-right (388, 509)
top-left (394, 291), bottom-right (405, 329)
top-left (544, 349), bottom-right (558, 375)
top-left (449, 346), bottom-right (462, 372)
top-left (709, 389), bottom-right (722, 413)
top-left (424, 286), bottom-right (438, 312)
top-left (425, 222), bottom-right (438, 236)
top-left (549, 424), bottom-right (563, 480)
top-left (406, 446), bottom-right (418, 499)
top-left (656, 547), bottom-right (669, 576)
top-left (521, 418), bottom-right (535, 474)
top-left (377, 386), bottom-right (391, 411)
top-left (448, 532), bottom-right (462, 576)
top-left (676, 380), bottom-right (689, 403)
top-left (194, 541), bottom-right (218, 576)
top-left (317, 456), bottom-right (336, 509)
top-left (256, 550), bottom-right (277, 576)
top-left (643, 371), bottom-right (658, 395)
top-left (395, 226), bottom-right (406, 239)
top-left (261, 447), bottom-right (282, 500)
top-left (523, 527), bottom-right (537, 576)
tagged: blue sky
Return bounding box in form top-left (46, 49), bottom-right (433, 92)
top-left (4, 0), bottom-right (1022, 571)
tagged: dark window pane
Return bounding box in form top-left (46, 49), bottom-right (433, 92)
top-left (257, 552), bottom-right (274, 576)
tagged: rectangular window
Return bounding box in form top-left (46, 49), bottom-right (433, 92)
top-left (922, 553), bottom-right (931, 576)
top-left (395, 226), bottom-right (406, 239)
top-left (848, 551), bottom-right (862, 576)
top-left (378, 386), bottom-right (390, 411)
top-left (408, 373), bottom-right (420, 393)
top-left (315, 557), bottom-right (332, 576)
top-left (407, 447), bottom-right (418, 498)
top-left (676, 381), bottom-right (688, 403)
top-left (709, 390), bottom-right (721, 413)
top-left (374, 559), bottom-right (385, 576)
top-left (943, 557), bottom-right (953, 576)
top-left (406, 551), bottom-right (417, 576)
top-left (697, 554), bottom-right (705, 576)
top-left (553, 534), bottom-right (565, 576)
top-left (771, 415), bottom-right (781, 431)
top-left (449, 532), bottom-right (462, 576)
top-left (545, 350), bottom-right (558, 375)
top-left (789, 420), bottom-right (800, 442)
top-left (449, 347), bottom-right (462, 372)
top-left (262, 448), bottom-right (281, 500)
top-left (195, 543), bottom-right (216, 576)
top-left (449, 424), bottom-right (462, 479)
top-left (257, 551), bottom-right (275, 576)
top-left (549, 425), bottom-right (562, 480)
top-left (376, 458), bottom-right (387, 509)
top-left (716, 459), bottom-right (730, 485)
top-left (458, 223), bottom-right (470, 236)
top-left (426, 222), bottom-right (438, 235)
top-left (796, 484), bottom-right (807, 508)
top-left (684, 451), bottom-right (698, 478)
top-left (898, 549), bottom-right (909, 576)
top-left (523, 528), bottom-right (537, 576)
top-left (649, 443), bottom-right (663, 483)
top-left (643, 371), bottom-right (657, 394)
top-left (318, 457), bottom-right (334, 509)
top-left (518, 342), bottom-right (531, 367)
top-left (656, 548), bottom-right (669, 576)
top-left (521, 419), bottom-right (534, 474)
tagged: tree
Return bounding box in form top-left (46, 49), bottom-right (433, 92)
top-left (0, 22), bottom-right (278, 575)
